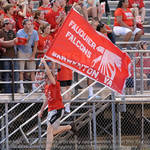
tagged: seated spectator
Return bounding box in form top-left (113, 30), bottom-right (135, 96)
top-left (96, 21), bottom-right (116, 44)
top-left (0, 18), bottom-right (19, 93)
top-left (17, 19), bottom-right (39, 93)
top-left (113, 0), bottom-right (143, 49)
top-left (128, 0), bottom-right (146, 24)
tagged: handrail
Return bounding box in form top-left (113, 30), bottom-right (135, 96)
top-left (31, 86), bottom-right (107, 145)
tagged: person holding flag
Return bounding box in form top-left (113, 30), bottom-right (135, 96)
top-left (38, 58), bottom-right (71, 150)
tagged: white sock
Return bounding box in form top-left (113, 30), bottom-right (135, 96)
top-left (88, 86), bottom-right (93, 97)
top-left (32, 83), bottom-right (36, 90)
top-left (20, 80), bottom-right (24, 88)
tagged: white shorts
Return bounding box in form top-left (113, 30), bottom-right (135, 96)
top-left (113, 26), bottom-right (141, 36)
top-left (47, 108), bottom-right (64, 129)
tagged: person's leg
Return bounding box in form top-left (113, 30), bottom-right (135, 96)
top-left (123, 31), bottom-right (132, 48)
top-left (14, 60), bottom-right (19, 93)
top-left (46, 125), bottom-right (54, 150)
top-left (133, 28), bottom-right (143, 42)
top-left (3, 60), bottom-right (11, 93)
top-left (87, 78), bottom-right (94, 97)
top-left (53, 125), bottom-right (71, 135)
top-left (139, 7), bottom-right (146, 23)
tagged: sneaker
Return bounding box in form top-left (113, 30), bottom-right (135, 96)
top-left (65, 103), bottom-right (71, 113)
top-left (19, 87), bottom-right (24, 94)
top-left (121, 47), bottom-right (128, 51)
top-left (88, 95), bottom-right (101, 99)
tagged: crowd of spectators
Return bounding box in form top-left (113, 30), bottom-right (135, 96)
top-left (0, 0), bottom-right (148, 97)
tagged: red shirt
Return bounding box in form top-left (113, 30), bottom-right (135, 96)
top-left (68, 0), bottom-right (79, 5)
top-left (38, 6), bottom-right (51, 15)
top-left (45, 8), bottom-right (64, 29)
top-left (114, 8), bottom-right (134, 27)
top-left (45, 81), bottom-right (64, 112)
top-left (128, 0), bottom-right (144, 9)
top-left (57, 66), bottom-right (73, 81)
top-left (34, 21), bottom-right (40, 31)
top-left (37, 34), bottom-right (53, 58)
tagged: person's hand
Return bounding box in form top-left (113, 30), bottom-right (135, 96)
top-left (0, 38), bottom-right (4, 44)
top-left (38, 110), bottom-right (43, 118)
top-left (29, 53), bottom-right (35, 61)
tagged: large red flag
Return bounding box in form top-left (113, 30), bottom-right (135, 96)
top-left (46, 8), bottom-right (131, 94)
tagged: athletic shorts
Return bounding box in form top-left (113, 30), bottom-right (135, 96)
top-left (47, 108), bottom-right (64, 129)
top-left (58, 80), bottom-right (72, 87)
top-left (113, 26), bottom-right (141, 36)
top-left (126, 77), bottom-right (134, 88)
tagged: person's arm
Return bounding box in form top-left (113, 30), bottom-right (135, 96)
top-left (41, 58), bottom-right (56, 85)
top-left (116, 16), bottom-right (134, 31)
top-left (31, 41), bottom-right (38, 60)
top-left (0, 38), bottom-right (17, 47)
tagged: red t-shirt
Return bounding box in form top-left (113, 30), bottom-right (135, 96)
top-left (34, 21), bottom-right (40, 31)
top-left (38, 6), bottom-right (51, 15)
top-left (128, 0), bottom-right (144, 9)
top-left (45, 8), bottom-right (64, 29)
top-left (37, 34), bottom-right (53, 58)
top-left (57, 66), bottom-right (73, 81)
top-left (114, 8), bottom-right (134, 27)
top-left (45, 81), bottom-right (64, 112)
top-left (68, 0), bottom-right (79, 5)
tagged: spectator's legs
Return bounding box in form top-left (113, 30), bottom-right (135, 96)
top-left (140, 7), bottom-right (146, 23)
top-left (87, 6), bottom-right (97, 19)
top-left (53, 125), bottom-right (71, 135)
top-left (123, 31), bottom-right (132, 48)
top-left (3, 60), bottom-right (11, 93)
top-left (14, 61), bottom-right (19, 93)
top-left (134, 30), bottom-right (143, 42)
top-left (87, 78), bottom-right (94, 97)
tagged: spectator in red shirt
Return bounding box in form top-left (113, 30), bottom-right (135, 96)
top-left (33, 10), bottom-right (45, 31)
top-left (37, 23), bottom-right (53, 65)
top-left (38, 0), bottom-right (51, 15)
top-left (128, 0), bottom-right (146, 24)
top-left (113, 0), bottom-right (143, 49)
top-left (45, 0), bottom-right (66, 35)
top-left (38, 58), bottom-right (71, 150)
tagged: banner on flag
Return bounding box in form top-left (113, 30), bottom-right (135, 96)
top-left (46, 8), bottom-right (131, 94)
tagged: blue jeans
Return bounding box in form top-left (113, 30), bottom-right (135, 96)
top-left (2, 60), bottom-right (19, 93)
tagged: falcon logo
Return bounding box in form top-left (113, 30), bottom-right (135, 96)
top-left (92, 48), bottom-right (122, 81)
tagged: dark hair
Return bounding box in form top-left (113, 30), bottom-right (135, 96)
top-left (96, 21), bottom-right (104, 31)
top-left (22, 18), bottom-right (30, 25)
top-left (117, 0), bottom-right (125, 8)
top-left (40, 23), bottom-right (50, 33)
top-left (34, 10), bottom-right (41, 20)
top-left (3, 4), bottom-right (13, 13)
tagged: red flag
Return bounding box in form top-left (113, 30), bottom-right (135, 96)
top-left (46, 8), bottom-right (131, 94)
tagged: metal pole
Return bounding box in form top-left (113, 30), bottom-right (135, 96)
top-left (89, 113), bottom-right (93, 147)
top-left (38, 117), bottom-right (42, 149)
top-left (1, 117), bottom-right (5, 150)
top-left (117, 109), bottom-right (121, 149)
top-left (133, 55), bottom-right (137, 94)
top-left (11, 59), bottom-right (15, 101)
top-left (92, 101), bottom-right (97, 150)
top-left (5, 103), bottom-right (9, 150)
top-left (111, 92), bottom-right (116, 150)
top-left (141, 103), bottom-right (144, 145)
top-left (140, 54), bottom-right (144, 94)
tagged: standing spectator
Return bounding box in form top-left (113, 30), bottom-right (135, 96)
top-left (38, 0), bottom-right (51, 15)
top-left (113, 0), bottom-right (143, 49)
top-left (57, 66), bottom-right (73, 113)
top-left (3, 4), bottom-right (16, 32)
top-left (37, 23), bottom-right (53, 65)
top-left (128, 0), bottom-right (146, 24)
top-left (17, 19), bottom-right (39, 93)
top-left (38, 58), bottom-right (71, 150)
top-left (0, 18), bottom-right (19, 93)
top-left (45, 0), bottom-right (66, 36)
top-left (33, 10), bottom-right (46, 31)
